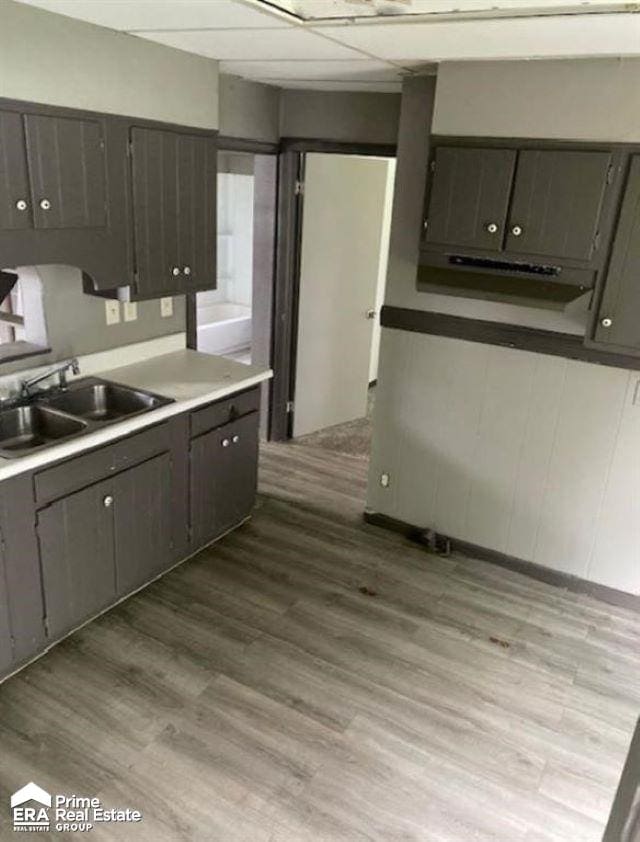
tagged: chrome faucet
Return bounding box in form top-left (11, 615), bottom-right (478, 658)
top-left (20, 358), bottom-right (80, 399)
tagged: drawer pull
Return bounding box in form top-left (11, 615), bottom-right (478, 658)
top-left (232, 435), bottom-right (239, 444)
top-left (103, 495), bottom-right (114, 508)
top-left (222, 438), bottom-right (231, 448)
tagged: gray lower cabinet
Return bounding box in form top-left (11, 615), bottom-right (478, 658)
top-left (37, 451), bottom-right (173, 637)
top-left (0, 552), bottom-right (13, 674)
top-left (114, 452), bottom-right (173, 595)
top-left (37, 476), bottom-right (117, 639)
top-left (190, 411), bottom-right (259, 549)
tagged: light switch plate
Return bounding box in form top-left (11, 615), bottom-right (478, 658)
top-left (160, 297), bottom-right (173, 318)
top-left (123, 301), bottom-right (138, 322)
top-left (105, 300), bottom-right (120, 325)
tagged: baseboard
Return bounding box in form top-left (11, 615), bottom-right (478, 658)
top-left (363, 510), bottom-right (640, 613)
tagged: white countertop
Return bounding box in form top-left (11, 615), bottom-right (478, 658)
top-left (0, 350), bottom-right (272, 482)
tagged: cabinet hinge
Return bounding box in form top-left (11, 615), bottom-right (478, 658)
top-left (286, 400), bottom-right (294, 413)
top-left (127, 140), bottom-right (134, 158)
top-left (294, 180), bottom-right (304, 196)
top-left (423, 219), bottom-right (429, 233)
top-left (593, 230), bottom-right (601, 251)
top-left (430, 160), bottom-right (436, 172)
top-left (606, 165), bottom-right (615, 185)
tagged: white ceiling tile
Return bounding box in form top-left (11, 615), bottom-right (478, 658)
top-left (316, 13), bottom-right (640, 61)
top-left (220, 59), bottom-right (403, 81)
top-left (134, 27), bottom-right (365, 60)
top-left (14, 0), bottom-right (290, 31)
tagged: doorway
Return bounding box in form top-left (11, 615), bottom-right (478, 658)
top-left (291, 152), bottom-right (395, 440)
top-left (193, 147), bottom-right (277, 435)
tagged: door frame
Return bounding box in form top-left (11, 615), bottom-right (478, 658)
top-left (270, 139), bottom-right (397, 441)
top-left (186, 136), bottom-right (397, 442)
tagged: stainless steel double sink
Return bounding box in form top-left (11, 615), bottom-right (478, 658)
top-left (0, 378), bottom-right (173, 458)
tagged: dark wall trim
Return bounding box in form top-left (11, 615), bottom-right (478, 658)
top-left (603, 717), bottom-right (640, 842)
top-left (364, 510), bottom-right (640, 613)
top-left (280, 137), bottom-right (396, 157)
top-left (381, 305), bottom-right (640, 371)
top-left (218, 135), bottom-right (279, 155)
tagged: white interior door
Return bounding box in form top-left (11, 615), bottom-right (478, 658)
top-left (293, 153), bottom-right (392, 438)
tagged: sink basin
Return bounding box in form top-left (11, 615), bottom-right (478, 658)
top-left (44, 381), bottom-right (168, 422)
top-left (0, 405), bottom-right (87, 456)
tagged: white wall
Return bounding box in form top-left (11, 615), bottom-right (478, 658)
top-left (0, 0), bottom-right (218, 128)
top-left (370, 61), bottom-right (640, 595)
top-left (368, 330), bottom-right (640, 596)
top-left (369, 159), bottom-right (396, 384)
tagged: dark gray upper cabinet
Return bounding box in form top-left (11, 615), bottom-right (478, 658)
top-left (424, 146), bottom-right (516, 250)
top-left (190, 411), bottom-right (259, 550)
top-left (24, 114), bottom-right (107, 230)
top-left (592, 156), bottom-right (640, 352)
top-left (114, 452), bottom-right (173, 595)
top-left (37, 476), bottom-right (116, 639)
top-left (130, 126), bottom-right (217, 299)
top-left (504, 149), bottom-right (611, 260)
top-left (0, 109), bottom-right (32, 231)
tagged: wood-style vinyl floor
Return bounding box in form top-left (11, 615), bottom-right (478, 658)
top-left (1, 440), bottom-right (639, 841)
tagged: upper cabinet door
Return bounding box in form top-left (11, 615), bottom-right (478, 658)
top-left (592, 156), bottom-right (640, 352)
top-left (424, 146), bottom-right (516, 251)
top-left (176, 133), bottom-right (217, 293)
top-left (0, 110), bottom-right (32, 230)
top-left (131, 127), bottom-right (216, 299)
top-left (24, 114), bottom-right (107, 230)
top-left (505, 149), bottom-right (611, 260)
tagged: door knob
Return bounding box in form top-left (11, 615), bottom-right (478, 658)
top-left (232, 434), bottom-right (239, 444)
top-left (486, 222), bottom-right (499, 234)
top-left (171, 266), bottom-right (180, 277)
top-left (222, 438), bottom-right (231, 447)
top-left (511, 225), bottom-right (523, 236)
top-left (103, 495), bottom-right (114, 508)
top-left (366, 309), bottom-right (377, 320)
top-left (39, 198), bottom-right (51, 211)
top-left (183, 266), bottom-right (191, 276)
top-left (601, 317), bottom-right (613, 328)
top-left (15, 199), bottom-right (27, 211)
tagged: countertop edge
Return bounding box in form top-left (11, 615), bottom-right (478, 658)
top-left (0, 369), bottom-right (272, 482)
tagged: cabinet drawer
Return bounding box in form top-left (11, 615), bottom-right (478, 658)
top-left (34, 422), bottom-right (171, 507)
top-left (190, 387), bottom-right (260, 438)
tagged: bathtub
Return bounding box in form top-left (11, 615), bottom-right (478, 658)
top-left (197, 301), bottom-right (252, 356)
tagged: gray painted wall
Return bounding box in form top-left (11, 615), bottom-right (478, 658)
top-left (279, 89), bottom-right (401, 145)
top-left (219, 74), bottom-right (280, 143)
top-left (1, 266), bottom-right (184, 376)
top-left (369, 61), bottom-right (640, 595)
top-left (0, 1), bottom-right (218, 127)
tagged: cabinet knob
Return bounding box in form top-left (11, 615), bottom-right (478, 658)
top-left (232, 434), bottom-right (239, 444)
top-left (511, 225), bottom-right (523, 237)
top-left (601, 317), bottom-right (613, 328)
top-left (39, 198), bottom-right (51, 211)
top-left (486, 222), bottom-right (499, 234)
top-left (103, 495), bottom-right (114, 508)
top-left (15, 199), bottom-right (28, 211)
top-left (183, 266), bottom-right (191, 276)
top-left (366, 309), bottom-right (376, 320)
top-left (171, 266), bottom-right (180, 277)
top-left (222, 438), bottom-right (231, 447)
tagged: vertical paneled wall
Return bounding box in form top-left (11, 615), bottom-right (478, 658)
top-left (367, 330), bottom-right (640, 595)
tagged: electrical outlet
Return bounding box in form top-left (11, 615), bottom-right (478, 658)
top-left (380, 473), bottom-right (390, 488)
top-left (160, 297), bottom-right (173, 318)
top-left (105, 300), bottom-right (120, 325)
top-left (123, 301), bottom-right (138, 322)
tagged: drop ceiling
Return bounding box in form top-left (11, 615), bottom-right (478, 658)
top-left (14, 0), bottom-right (640, 92)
